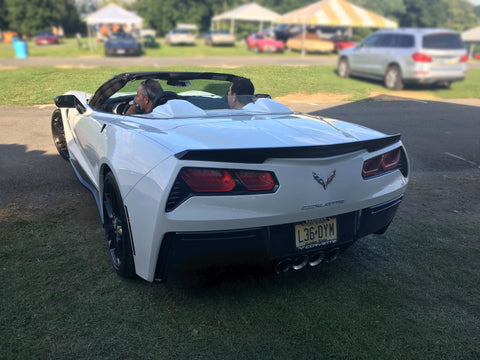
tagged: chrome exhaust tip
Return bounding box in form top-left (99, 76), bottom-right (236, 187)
top-left (326, 248), bottom-right (341, 263)
top-left (308, 251), bottom-right (325, 267)
top-left (292, 255), bottom-right (309, 270)
top-left (275, 258), bottom-right (292, 274)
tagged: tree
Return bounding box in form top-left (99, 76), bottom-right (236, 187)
top-left (397, 0), bottom-right (448, 27)
top-left (5, 0), bottom-right (81, 36)
top-left (444, 0), bottom-right (479, 31)
top-left (350, 0), bottom-right (406, 20)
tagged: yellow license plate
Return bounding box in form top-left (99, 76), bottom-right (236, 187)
top-left (295, 218), bottom-right (337, 250)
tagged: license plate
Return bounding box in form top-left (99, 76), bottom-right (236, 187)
top-left (116, 49), bottom-right (126, 54)
top-left (295, 218), bottom-right (337, 250)
top-left (437, 58), bottom-right (456, 65)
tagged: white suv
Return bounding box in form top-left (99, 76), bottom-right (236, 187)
top-left (337, 28), bottom-right (468, 90)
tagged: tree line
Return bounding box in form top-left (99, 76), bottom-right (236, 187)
top-left (0, 0), bottom-right (479, 37)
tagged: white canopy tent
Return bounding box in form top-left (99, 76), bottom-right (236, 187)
top-left (462, 25), bottom-right (480, 57)
top-left (83, 4), bottom-right (143, 49)
top-left (211, 3), bottom-right (280, 34)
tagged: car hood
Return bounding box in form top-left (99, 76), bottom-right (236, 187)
top-left (124, 113), bottom-right (387, 155)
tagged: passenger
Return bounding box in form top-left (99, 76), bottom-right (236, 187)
top-left (125, 79), bottom-right (163, 115)
top-left (227, 77), bottom-right (255, 109)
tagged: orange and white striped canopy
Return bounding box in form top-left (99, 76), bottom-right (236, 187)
top-left (276, 0), bottom-right (397, 28)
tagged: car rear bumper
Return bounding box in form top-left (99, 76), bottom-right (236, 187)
top-left (404, 67), bottom-right (467, 84)
top-left (154, 195), bottom-right (403, 281)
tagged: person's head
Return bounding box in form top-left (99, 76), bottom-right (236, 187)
top-left (228, 77), bottom-right (255, 109)
top-left (134, 79), bottom-right (163, 113)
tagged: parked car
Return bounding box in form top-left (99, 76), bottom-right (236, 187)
top-left (286, 32), bottom-right (335, 53)
top-left (35, 32), bottom-right (58, 45)
top-left (104, 32), bottom-right (141, 56)
top-left (337, 28), bottom-right (468, 90)
top-left (205, 29), bottom-right (235, 46)
top-left (273, 24), bottom-right (302, 42)
top-left (330, 35), bottom-right (356, 53)
top-left (51, 71), bottom-right (409, 282)
top-left (246, 31), bottom-right (284, 53)
top-left (165, 29), bottom-right (196, 46)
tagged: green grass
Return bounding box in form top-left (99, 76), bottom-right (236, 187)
top-left (1, 65), bottom-right (479, 107)
top-left (1, 209), bottom-right (479, 359)
top-left (0, 37), bottom-right (317, 58)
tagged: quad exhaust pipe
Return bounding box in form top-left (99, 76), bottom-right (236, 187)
top-left (274, 248), bottom-right (340, 274)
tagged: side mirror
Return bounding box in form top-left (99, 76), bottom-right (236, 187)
top-left (55, 95), bottom-right (86, 114)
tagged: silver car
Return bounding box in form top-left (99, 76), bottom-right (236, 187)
top-left (337, 28), bottom-right (468, 90)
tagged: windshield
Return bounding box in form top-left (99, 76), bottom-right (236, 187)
top-left (422, 33), bottom-right (465, 50)
top-left (108, 33), bottom-right (135, 41)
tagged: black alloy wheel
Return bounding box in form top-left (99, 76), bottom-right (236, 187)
top-left (103, 172), bottom-right (136, 278)
top-left (51, 109), bottom-right (70, 161)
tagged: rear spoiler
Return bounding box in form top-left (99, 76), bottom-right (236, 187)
top-left (175, 134), bottom-right (401, 164)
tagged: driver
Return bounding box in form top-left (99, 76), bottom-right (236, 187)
top-left (125, 79), bottom-right (163, 115)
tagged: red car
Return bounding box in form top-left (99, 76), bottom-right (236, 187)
top-left (331, 35), bottom-right (356, 53)
top-left (246, 31), bottom-right (284, 53)
top-left (35, 32), bottom-right (58, 45)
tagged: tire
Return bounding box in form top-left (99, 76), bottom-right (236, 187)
top-left (103, 172), bottom-right (136, 278)
top-left (51, 109), bottom-right (69, 161)
top-left (436, 81), bottom-right (451, 89)
top-left (384, 65), bottom-right (404, 90)
top-left (337, 58), bottom-right (350, 78)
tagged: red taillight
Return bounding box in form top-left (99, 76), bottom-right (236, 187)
top-left (459, 54), bottom-right (468, 63)
top-left (382, 148), bottom-right (401, 171)
top-left (362, 156), bottom-right (382, 178)
top-left (362, 148), bottom-right (402, 178)
top-left (412, 52), bottom-right (432, 62)
top-left (235, 171), bottom-right (275, 191)
top-left (179, 168), bottom-right (277, 193)
top-left (180, 168), bottom-right (235, 192)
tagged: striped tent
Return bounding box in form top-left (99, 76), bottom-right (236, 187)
top-left (276, 0), bottom-right (397, 29)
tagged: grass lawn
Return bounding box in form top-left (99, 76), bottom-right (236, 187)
top-left (0, 65), bottom-right (479, 107)
top-left (0, 37), bottom-right (317, 58)
top-left (1, 205), bottom-right (479, 359)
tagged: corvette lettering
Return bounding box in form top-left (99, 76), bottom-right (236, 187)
top-left (302, 199), bottom-right (345, 210)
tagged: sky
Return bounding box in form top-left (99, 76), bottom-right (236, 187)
top-left (469, 0), bottom-right (480, 5)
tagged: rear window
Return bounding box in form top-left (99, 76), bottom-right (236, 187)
top-left (422, 33), bottom-right (465, 49)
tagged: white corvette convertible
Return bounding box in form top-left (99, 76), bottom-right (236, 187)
top-left (52, 71), bottom-right (409, 282)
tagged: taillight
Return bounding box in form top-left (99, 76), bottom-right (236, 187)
top-left (459, 54), bottom-right (468, 63)
top-left (412, 52), bottom-right (432, 62)
top-left (362, 156), bottom-right (382, 178)
top-left (167, 167), bottom-right (279, 211)
top-left (235, 171), bottom-right (275, 191)
top-left (180, 168), bottom-right (235, 192)
top-left (362, 148), bottom-right (402, 178)
top-left (382, 148), bottom-right (401, 171)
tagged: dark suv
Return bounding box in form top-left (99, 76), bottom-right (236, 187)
top-left (337, 28), bottom-right (468, 89)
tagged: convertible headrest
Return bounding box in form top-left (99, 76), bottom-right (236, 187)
top-left (152, 91), bottom-right (179, 108)
top-left (152, 99), bottom-right (207, 118)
